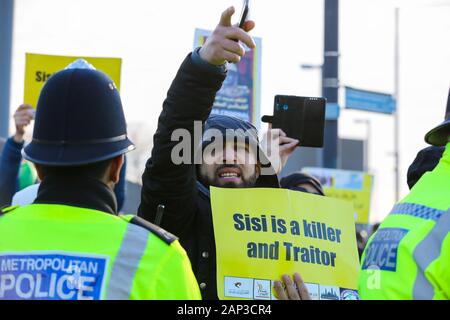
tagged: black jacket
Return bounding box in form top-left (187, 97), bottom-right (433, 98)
top-left (138, 53), bottom-right (277, 299)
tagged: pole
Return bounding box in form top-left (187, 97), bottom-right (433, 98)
top-left (394, 7), bottom-right (400, 201)
top-left (322, 0), bottom-right (340, 169)
top-left (355, 119), bottom-right (371, 172)
top-left (0, 0), bottom-right (14, 139)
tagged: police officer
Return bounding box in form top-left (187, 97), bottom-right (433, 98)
top-left (359, 89), bottom-right (450, 300)
top-left (0, 62), bottom-right (200, 300)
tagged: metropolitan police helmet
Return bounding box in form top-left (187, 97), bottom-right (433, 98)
top-left (425, 88), bottom-right (450, 146)
top-left (23, 60), bottom-right (135, 166)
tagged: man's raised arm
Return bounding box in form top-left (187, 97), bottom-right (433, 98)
top-left (138, 7), bottom-right (256, 237)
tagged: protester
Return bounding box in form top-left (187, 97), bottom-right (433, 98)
top-left (0, 105), bottom-right (38, 207)
top-left (0, 105), bottom-right (127, 210)
top-left (358, 89), bottom-right (450, 300)
top-left (138, 7), bottom-right (300, 300)
top-left (0, 62), bottom-right (200, 299)
top-left (356, 228), bottom-right (368, 259)
top-left (280, 171), bottom-right (325, 196)
top-left (0, 138), bottom-right (5, 155)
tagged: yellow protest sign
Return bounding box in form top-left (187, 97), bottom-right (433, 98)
top-left (303, 167), bottom-right (374, 224)
top-left (210, 187), bottom-right (360, 300)
top-left (24, 53), bottom-right (122, 108)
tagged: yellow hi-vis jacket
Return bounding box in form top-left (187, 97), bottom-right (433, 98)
top-left (0, 204), bottom-right (201, 300)
top-left (359, 143), bottom-right (450, 300)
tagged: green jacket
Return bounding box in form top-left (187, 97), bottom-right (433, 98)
top-left (0, 204), bottom-right (201, 300)
top-left (359, 143), bottom-right (450, 300)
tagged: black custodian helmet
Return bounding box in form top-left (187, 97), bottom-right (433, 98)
top-left (23, 62), bottom-right (135, 166)
top-left (425, 88), bottom-right (450, 147)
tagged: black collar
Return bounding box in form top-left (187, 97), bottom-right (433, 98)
top-left (34, 174), bottom-right (118, 215)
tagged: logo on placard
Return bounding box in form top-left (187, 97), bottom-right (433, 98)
top-left (320, 285), bottom-right (340, 300)
top-left (224, 277), bottom-right (253, 299)
top-left (304, 283), bottom-right (320, 300)
top-left (253, 279), bottom-right (271, 300)
top-left (340, 289), bottom-right (360, 300)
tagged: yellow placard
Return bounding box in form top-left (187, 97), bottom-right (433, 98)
top-left (210, 187), bottom-right (360, 300)
top-left (24, 53), bottom-right (122, 108)
top-left (303, 167), bottom-right (374, 224)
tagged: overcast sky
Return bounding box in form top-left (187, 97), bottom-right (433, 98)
top-left (8, 0), bottom-right (450, 222)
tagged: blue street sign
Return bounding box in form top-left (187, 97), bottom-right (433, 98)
top-left (345, 86), bottom-right (396, 114)
top-left (325, 103), bottom-right (340, 120)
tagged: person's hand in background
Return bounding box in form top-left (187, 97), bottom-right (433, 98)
top-left (13, 104), bottom-right (35, 143)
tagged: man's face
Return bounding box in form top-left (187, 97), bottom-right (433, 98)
top-left (198, 141), bottom-right (259, 188)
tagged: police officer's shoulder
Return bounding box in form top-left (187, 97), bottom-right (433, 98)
top-left (125, 215), bottom-right (178, 245)
top-left (0, 205), bottom-right (20, 217)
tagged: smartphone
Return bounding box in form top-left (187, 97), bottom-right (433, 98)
top-left (238, 0), bottom-right (250, 29)
top-left (262, 95), bottom-right (326, 148)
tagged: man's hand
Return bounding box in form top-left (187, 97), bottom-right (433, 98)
top-left (261, 126), bottom-right (299, 174)
top-left (13, 104), bottom-right (34, 143)
top-left (273, 273), bottom-right (312, 300)
top-left (199, 6), bottom-right (256, 65)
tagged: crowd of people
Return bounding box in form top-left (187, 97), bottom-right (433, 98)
top-left (0, 7), bottom-right (448, 300)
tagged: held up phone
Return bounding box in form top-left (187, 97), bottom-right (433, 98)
top-left (238, 0), bottom-right (250, 29)
top-left (262, 95), bottom-right (326, 148)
